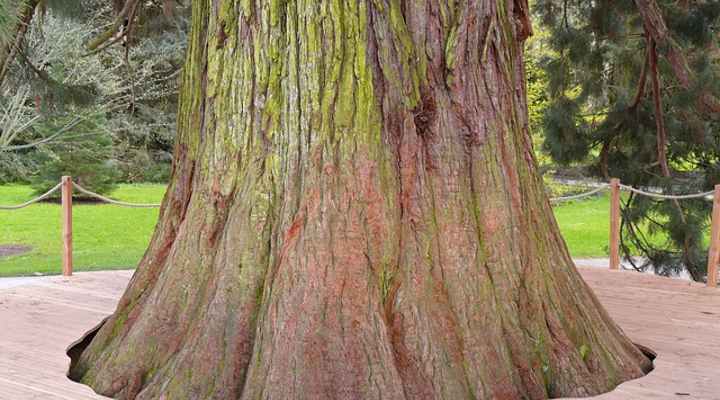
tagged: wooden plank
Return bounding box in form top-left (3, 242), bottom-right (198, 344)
top-left (61, 176), bottom-right (73, 277)
top-left (707, 184), bottom-right (720, 288)
top-left (0, 271), bottom-right (131, 400)
top-left (1, 268), bottom-right (719, 399)
top-left (571, 266), bottom-right (720, 400)
top-left (609, 178), bottom-right (621, 270)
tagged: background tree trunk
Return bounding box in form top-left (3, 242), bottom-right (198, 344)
top-left (68, 1), bottom-right (652, 398)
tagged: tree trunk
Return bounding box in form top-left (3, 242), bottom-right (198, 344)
top-left (68, 1), bottom-right (652, 398)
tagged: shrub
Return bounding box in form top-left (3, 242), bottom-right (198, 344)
top-left (30, 135), bottom-right (119, 198)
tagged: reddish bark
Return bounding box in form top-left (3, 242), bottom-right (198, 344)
top-left (648, 38), bottom-right (670, 177)
top-left (68, 1), bottom-right (652, 399)
top-left (630, 44), bottom-right (649, 110)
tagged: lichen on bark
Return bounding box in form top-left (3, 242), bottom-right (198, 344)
top-left (68, 1), bottom-right (652, 399)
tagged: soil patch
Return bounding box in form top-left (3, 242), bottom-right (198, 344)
top-left (0, 244), bottom-right (32, 258)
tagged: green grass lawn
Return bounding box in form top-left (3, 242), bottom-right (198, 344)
top-left (0, 184), bottom-right (691, 277)
top-left (0, 184), bottom-right (164, 277)
top-left (553, 195), bottom-right (613, 258)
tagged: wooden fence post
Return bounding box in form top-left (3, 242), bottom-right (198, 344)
top-left (707, 184), bottom-right (720, 288)
top-left (609, 178), bottom-right (621, 270)
top-left (61, 176), bottom-right (73, 277)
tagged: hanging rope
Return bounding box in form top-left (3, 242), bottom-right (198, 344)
top-left (0, 179), bottom-right (713, 209)
top-left (72, 182), bottom-right (161, 208)
top-left (0, 183), bottom-right (62, 210)
top-left (549, 183), bottom-right (715, 203)
top-left (550, 185), bottom-right (609, 203)
top-left (618, 184), bottom-right (715, 200)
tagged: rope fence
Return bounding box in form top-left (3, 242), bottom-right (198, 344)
top-left (549, 183), bottom-right (715, 203)
top-left (550, 185), bottom-right (609, 203)
top-left (549, 179), bottom-right (719, 287)
top-left (0, 181), bottom-right (161, 210)
top-left (0, 176), bottom-right (161, 277)
top-left (0, 182), bottom-right (62, 210)
top-left (72, 182), bottom-right (161, 208)
top-left (1, 176), bottom-right (718, 287)
top-left (3, 180), bottom-right (712, 209)
top-left (618, 184), bottom-right (715, 200)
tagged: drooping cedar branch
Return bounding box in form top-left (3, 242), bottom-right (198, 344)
top-left (630, 43), bottom-right (650, 110)
top-left (647, 38), bottom-right (670, 177)
top-left (646, 32), bottom-right (692, 265)
top-left (85, 0), bottom-right (178, 52)
top-left (67, 2), bottom-right (652, 399)
top-left (634, 0), bottom-right (720, 115)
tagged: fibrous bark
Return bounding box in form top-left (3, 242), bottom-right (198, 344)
top-left (68, 1), bottom-right (652, 399)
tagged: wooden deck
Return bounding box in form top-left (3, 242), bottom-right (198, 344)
top-left (0, 266), bottom-right (718, 399)
top-left (0, 271), bottom-right (131, 400)
top-left (571, 266), bottom-right (720, 400)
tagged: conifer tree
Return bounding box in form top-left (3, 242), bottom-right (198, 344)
top-left (535, 0), bottom-right (720, 281)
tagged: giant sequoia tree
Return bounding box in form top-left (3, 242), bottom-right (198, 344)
top-left (68, 1), bottom-right (653, 398)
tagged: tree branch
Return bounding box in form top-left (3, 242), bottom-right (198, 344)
top-left (1, 116), bottom-right (83, 151)
top-left (15, 44), bottom-right (50, 82)
top-left (645, 31), bottom-right (693, 264)
top-left (85, 0), bottom-right (138, 51)
top-left (634, 0), bottom-right (720, 116)
top-left (648, 37), bottom-right (670, 177)
top-left (630, 42), bottom-right (650, 109)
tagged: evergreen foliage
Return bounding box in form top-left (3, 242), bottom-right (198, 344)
top-left (0, 1), bottom-right (21, 45)
top-left (534, 0), bottom-right (720, 281)
top-left (0, 0), bottom-right (189, 185)
top-left (39, 0), bottom-right (84, 19)
top-left (30, 119), bottom-right (120, 197)
top-left (525, 27), bottom-right (553, 170)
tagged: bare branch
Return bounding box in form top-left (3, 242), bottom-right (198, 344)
top-left (85, 0), bottom-right (138, 51)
